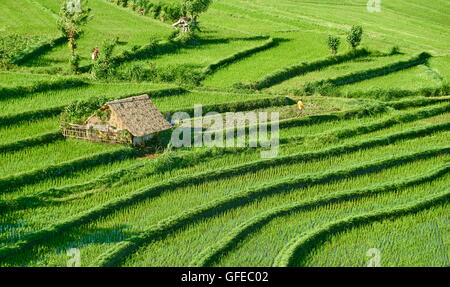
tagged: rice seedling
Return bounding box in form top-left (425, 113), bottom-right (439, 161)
top-left (1, 130), bottom-right (448, 265)
top-left (301, 203), bottom-right (449, 267)
top-left (1, 0), bottom-right (449, 268)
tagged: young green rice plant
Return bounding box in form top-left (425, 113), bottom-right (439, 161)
top-left (0, 78), bottom-right (88, 101)
top-left (3, 150), bottom-right (447, 266)
top-left (210, 176), bottom-right (449, 267)
top-left (2, 133), bottom-right (447, 266)
top-left (340, 85), bottom-right (450, 101)
top-left (0, 156), bottom-right (140, 202)
top-left (248, 48), bottom-right (371, 91)
top-left (274, 190), bottom-right (449, 267)
top-left (301, 203), bottom-right (449, 267)
top-left (299, 103), bottom-right (450, 143)
top-left (202, 37), bottom-right (276, 76)
top-left (228, 0), bottom-right (449, 54)
top-left (338, 66), bottom-right (444, 95)
top-left (202, 31), bottom-right (329, 88)
top-left (0, 117), bottom-right (60, 145)
top-left (0, 0), bottom-right (59, 38)
top-left (0, 131), bottom-right (61, 154)
top-left (3, 95), bottom-right (372, 201)
top-left (267, 53), bottom-right (408, 94)
top-left (109, 153), bottom-right (450, 267)
top-left (26, 0), bottom-right (173, 70)
top-left (0, 82), bottom-right (174, 118)
top-left (118, 34), bottom-right (269, 66)
top-left (0, 100), bottom-right (446, 262)
top-left (0, 140), bottom-right (136, 192)
top-left (189, 163), bottom-right (450, 266)
top-left (0, 33), bottom-right (55, 66)
top-left (3, 101), bottom-right (445, 204)
top-left (302, 52), bottom-right (432, 95)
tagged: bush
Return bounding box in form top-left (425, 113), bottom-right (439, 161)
top-left (347, 25), bottom-right (363, 49)
top-left (327, 35), bottom-right (340, 55)
top-left (158, 64), bottom-right (204, 86)
top-left (116, 62), bottom-right (203, 86)
top-left (315, 82), bottom-right (341, 96)
top-left (91, 37), bottom-right (120, 79)
top-left (119, 0), bottom-right (184, 21)
top-left (60, 96), bottom-right (108, 125)
top-left (172, 30), bottom-right (199, 45)
top-left (389, 45), bottom-right (401, 55)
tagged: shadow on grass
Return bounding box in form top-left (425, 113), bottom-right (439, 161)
top-left (1, 225), bottom-right (138, 267)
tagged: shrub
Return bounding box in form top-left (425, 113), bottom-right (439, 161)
top-left (346, 25), bottom-right (363, 49)
top-left (389, 45), bottom-right (401, 55)
top-left (172, 30), bottom-right (199, 45)
top-left (91, 37), bottom-right (120, 79)
top-left (157, 64), bottom-right (204, 86)
top-left (124, 63), bottom-right (158, 82)
top-left (60, 96), bottom-right (108, 125)
top-left (327, 35), bottom-right (340, 55)
top-left (315, 82), bottom-right (341, 96)
top-left (182, 0), bottom-right (212, 18)
top-left (120, 0), bottom-right (184, 21)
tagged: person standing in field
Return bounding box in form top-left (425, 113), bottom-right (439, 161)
top-left (297, 99), bottom-right (304, 117)
top-left (91, 47), bottom-right (100, 61)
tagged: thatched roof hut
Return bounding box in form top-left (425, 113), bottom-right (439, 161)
top-left (101, 94), bottom-right (171, 137)
top-left (63, 94), bottom-right (171, 145)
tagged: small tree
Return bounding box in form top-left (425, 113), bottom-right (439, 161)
top-left (346, 25), bottom-right (363, 49)
top-left (182, 0), bottom-right (212, 18)
top-left (57, 0), bottom-right (92, 73)
top-left (172, 0), bottom-right (211, 35)
top-left (327, 35), bottom-right (340, 55)
top-left (91, 37), bottom-right (119, 79)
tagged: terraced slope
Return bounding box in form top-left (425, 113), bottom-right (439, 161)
top-left (26, 0), bottom-right (173, 70)
top-left (0, 96), bottom-right (448, 266)
top-left (0, 0), bottom-right (449, 268)
top-left (0, 0), bottom-right (59, 37)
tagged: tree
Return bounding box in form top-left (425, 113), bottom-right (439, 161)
top-left (182, 0), bottom-right (212, 18)
top-left (327, 35), bottom-right (340, 55)
top-left (57, 0), bottom-right (92, 73)
top-left (91, 37), bottom-right (119, 79)
top-left (346, 25), bottom-right (363, 49)
top-left (172, 0), bottom-right (211, 34)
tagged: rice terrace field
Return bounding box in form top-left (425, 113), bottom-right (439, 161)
top-left (0, 0), bottom-right (449, 268)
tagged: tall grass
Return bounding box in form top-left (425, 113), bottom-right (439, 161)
top-left (190, 163), bottom-right (450, 266)
top-left (1, 136), bottom-right (446, 265)
top-left (303, 203), bottom-right (449, 266)
top-left (273, 190), bottom-right (450, 267)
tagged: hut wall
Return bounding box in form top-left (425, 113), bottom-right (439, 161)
top-left (108, 108), bottom-right (127, 131)
top-left (85, 115), bottom-right (103, 126)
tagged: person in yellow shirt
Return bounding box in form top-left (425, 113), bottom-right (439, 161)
top-left (297, 99), bottom-right (304, 117)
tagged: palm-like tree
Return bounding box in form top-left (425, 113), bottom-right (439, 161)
top-left (57, 0), bottom-right (92, 72)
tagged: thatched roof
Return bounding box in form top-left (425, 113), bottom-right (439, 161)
top-left (106, 95), bottom-right (171, 137)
